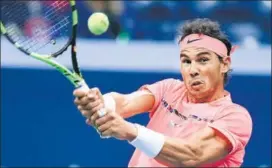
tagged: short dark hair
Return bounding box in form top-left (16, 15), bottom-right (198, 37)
top-left (178, 18), bottom-right (232, 85)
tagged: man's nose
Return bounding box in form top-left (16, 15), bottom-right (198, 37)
top-left (189, 62), bottom-right (199, 78)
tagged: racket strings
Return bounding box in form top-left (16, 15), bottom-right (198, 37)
top-left (3, 1), bottom-right (59, 35)
top-left (44, 1), bottom-right (69, 19)
top-left (23, 17), bottom-right (71, 52)
top-left (2, 3), bottom-right (28, 22)
top-left (2, 3), bottom-right (30, 38)
top-left (16, 6), bottom-right (70, 51)
top-left (3, 1), bottom-right (68, 33)
top-left (1, 1), bottom-right (72, 55)
top-left (19, 2), bottom-right (70, 49)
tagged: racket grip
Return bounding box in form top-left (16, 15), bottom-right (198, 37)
top-left (77, 81), bottom-right (110, 139)
top-left (77, 81), bottom-right (89, 92)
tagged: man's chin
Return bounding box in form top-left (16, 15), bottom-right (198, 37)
top-left (187, 87), bottom-right (207, 98)
top-left (191, 83), bottom-right (204, 91)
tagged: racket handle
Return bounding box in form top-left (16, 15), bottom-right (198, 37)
top-left (77, 81), bottom-right (89, 92)
top-left (78, 81), bottom-right (110, 139)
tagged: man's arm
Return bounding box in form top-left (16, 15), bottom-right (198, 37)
top-left (93, 109), bottom-right (231, 167)
top-left (107, 91), bottom-right (155, 118)
top-left (93, 104), bottom-right (251, 167)
top-left (73, 88), bottom-right (155, 119)
top-left (152, 126), bottom-right (231, 167)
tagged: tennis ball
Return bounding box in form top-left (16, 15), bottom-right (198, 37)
top-left (87, 12), bottom-right (109, 35)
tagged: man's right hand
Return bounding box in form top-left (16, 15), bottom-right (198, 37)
top-left (73, 87), bottom-right (105, 124)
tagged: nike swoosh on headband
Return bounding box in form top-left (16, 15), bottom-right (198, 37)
top-left (187, 38), bottom-right (201, 44)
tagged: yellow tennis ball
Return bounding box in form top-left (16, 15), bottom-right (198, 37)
top-left (87, 12), bottom-right (109, 35)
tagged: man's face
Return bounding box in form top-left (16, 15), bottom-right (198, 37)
top-left (180, 47), bottom-right (230, 98)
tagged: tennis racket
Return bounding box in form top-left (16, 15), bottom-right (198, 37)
top-left (0, 0), bottom-right (87, 88)
top-left (1, 0), bottom-right (108, 136)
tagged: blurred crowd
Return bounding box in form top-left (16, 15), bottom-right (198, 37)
top-left (5, 1), bottom-right (270, 46)
top-left (77, 1), bottom-right (271, 46)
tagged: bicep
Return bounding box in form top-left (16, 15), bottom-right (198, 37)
top-left (186, 126), bottom-right (231, 166)
top-left (109, 90), bottom-right (155, 118)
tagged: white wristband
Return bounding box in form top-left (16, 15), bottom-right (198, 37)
top-left (129, 124), bottom-right (165, 158)
top-left (102, 94), bottom-right (116, 113)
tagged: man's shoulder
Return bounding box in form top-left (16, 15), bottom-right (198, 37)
top-left (220, 102), bottom-right (252, 121)
top-left (142, 78), bottom-right (187, 98)
top-left (139, 78), bottom-right (185, 95)
top-left (159, 78), bottom-right (185, 87)
top-left (224, 103), bottom-right (249, 113)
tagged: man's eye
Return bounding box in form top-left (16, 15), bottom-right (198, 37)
top-left (182, 60), bottom-right (191, 64)
top-left (199, 58), bottom-right (209, 63)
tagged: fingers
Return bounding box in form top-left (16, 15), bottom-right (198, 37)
top-left (74, 96), bottom-right (88, 106)
top-left (80, 109), bottom-right (92, 118)
top-left (86, 118), bottom-right (97, 127)
top-left (79, 104), bottom-right (103, 118)
top-left (74, 93), bottom-right (99, 106)
top-left (96, 114), bottom-right (115, 138)
top-left (91, 87), bottom-right (104, 103)
top-left (86, 91), bottom-right (99, 102)
top-left (87, 111), bottom-right (114, 127)
top-left (97, 120), bottom-right (113, 133)
top-left (79, 99), bottom-right (102, 110)
top-left (86, 112), bottom-right (120, 139)
top-left (73, 88), bottom-right (88, 98)
top-left (100, 129), bottom-right (113, 138)
top-left (86, 118), bottom-right (92, 125)
top-left (95, 112), bottom-right (114, 127)
top-left (89, 110), bottom-right (100, 125)
top-left (86, 117), bottom-right (112, 139)
top-left (74, 87), bottom-right (105, 118)
top-left (74, 87), bottom-right (102, 101)
top-left (75, 95), bottom-right (102, 112)
top-left (74, 88), bottom-right (103, 108)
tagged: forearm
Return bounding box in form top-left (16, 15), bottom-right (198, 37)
top-left (128, 124), bottom-right (202, 167)
top-left (128, 125), bottom-right (228, 167)
top-left (155, 137), bottom-right (201, 167)
top-left (106, 91), bottom-right (154, 118)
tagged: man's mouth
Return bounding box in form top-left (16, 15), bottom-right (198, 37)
top-left (191, 80), bottom-right (203, 86)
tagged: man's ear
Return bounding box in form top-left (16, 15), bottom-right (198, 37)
top-left (221, 56), bottom-right (231, 73)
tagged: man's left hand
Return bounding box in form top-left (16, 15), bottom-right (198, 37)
top-left (87, 110), bottom-right (137, 141)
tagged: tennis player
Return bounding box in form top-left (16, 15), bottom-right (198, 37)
top-left (73, 18), bottom-right (252, 167)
